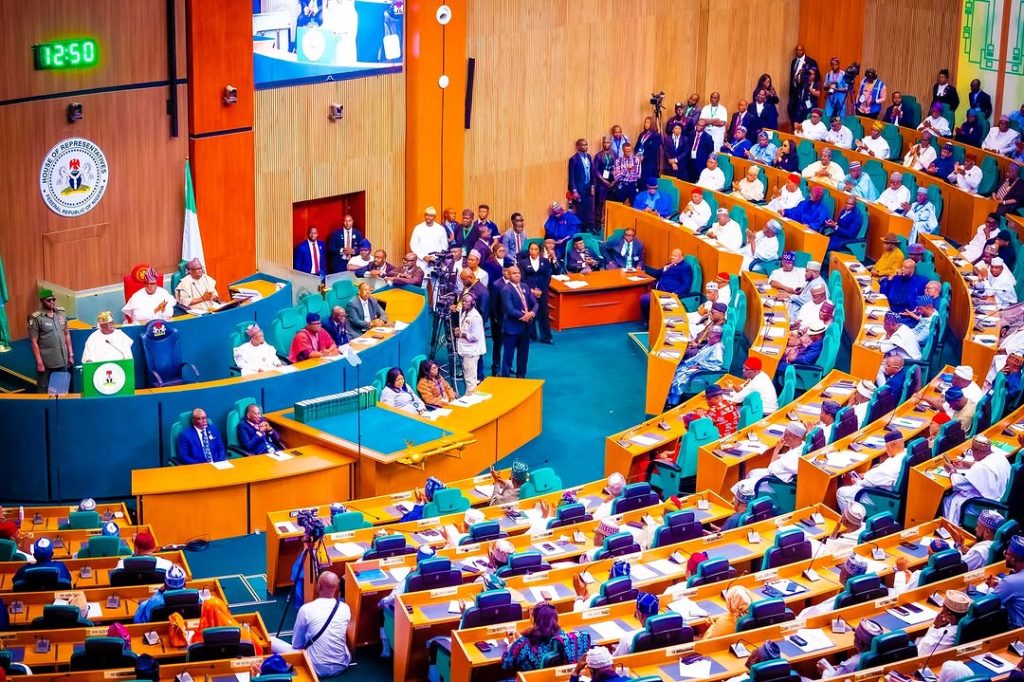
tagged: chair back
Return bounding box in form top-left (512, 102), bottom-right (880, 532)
top-left (977, 156), bottom-right (999, 196)
top-left (186, 626), bottom-right (256, 662)
top-left (858, 631), bottom-right (917, 669)
top-left (406, 353), bottom-right (428, 395)
top-left (591, 576), bottom-right (637, 607)
top-left (168, 409), bottom-right (194, 465)
top-left (519, 467), bottom-right (562, 499)
top-left (79, 535), bottom-right (128, 558)
top-left (364, 534), bottom-right (415, 560)
top-left (169, 260), bottom-right (189, 295)
top-left (594, 532), bottom-right (641, 560)
top-left (653, 510), bottom-right (703, 547)
top-left (110, 557), bottom-right (166, 587)
top-left (405, 557), bottom-right (462, 593)
top-left (857, 512), bottom-right (902, 542)
top-left (463, 520), bottom-right (506, 545)
top-left (833, 573), bottom-right (888, 608)
top-left (865, 386), bottom-right (896, 424)
top-left (14, 566), bottom-right (71, 592)
top-left (736, 598), bottom-right (795, 632)
top-left (777, 365), bottom-right (796, 406)
top-left (329, 511), bottom-right (371, 532)
top-left (918, 548), bottom-right (969, 586)
top-left (833, 407), bottom-right (860, 439)
top-left (629, 613), bottom-right (693, 653)
top-left (226, 398), bottom-right (257, 450)
top-left (123, 263), bottom-right (166, 303)
top-left (141, 320), bottom-right (188, 388)
top-left (761, 529), bottom-right (811, 569)
top-left (327, 280), bottom-right (358, 310)
top-left (739, 391), bottom-right (763, 428)
top-left (496, 551), bottom-right (551, 578)
top-left (805, 427), bottom-right (826, 454)
top-left (547, 503), bottom-right (592, 529)
top-left (754, 471), bottom-right (798, 512)
top-left (611, 482), bottom-right (660, 514)
top-left (33, 603), bottom-right (92, 629)
top-left (421, 488), bottom-right (471, 518)
top-left (739, 497), bottom-right (778, 525)
top-left (686, 557), bottom-right (737, 587)
top-left (63, 510), bottom-right (102, 530)
top-left (69, 636), bottom-right (137, 671)
top-left (932, 420), bottom-right (965, 457)
top-left (954, 594), bottom-right (1009, 645)
top-left (269, 307), bottom-right (305, 356)
top-left (460, 590), bottom-right (522, 628)
top-left (150, 589), bottom-right (202, 620)
top-left (990, 519), bottom-right (1022, 563)
top-left (0, 538), bottom-right (21, 562)
top-left (750, 659), bottom-right (801, 682)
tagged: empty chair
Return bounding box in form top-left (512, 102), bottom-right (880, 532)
top-left (518, 467), bottom-right (562, 499)
top-left (749, 659), bottom-right (801, 682)
top-left (832, 407), bottom-right (860, 441)
top-left (149, 589), bottom-right (202, 620)
top-left (686, 557), bottom-right (737, 587)
top-left (628, 613), bottom-right (694, 653)
top-left (761, 529), bottom-right (811, 569)
top-left (404, 557), bottom-right (462, 593)
top-left (77, 534), bottom-right (131, 558)
top-left (69, 636), bottom-right (138, 671)
top-left (593, 532), bottom-right (641, 560)
top-left (61, 510), bottom-right (102, 530)
top-left (140, 320), bottom-right (199, 387)
top-left (546, 503), bottom-right (592, 529)
top-left (110, 557), bottom-right (167, 587)
top-left (590, 576), bottom-right (638, 607)
top-left (328, 510), bottom-right (371, 532)
top-left (610, 482), bottom-right (660, 514)
top-left (363, 533), bottom-right (416, 560)
top-left (917, 549), bottom-right (969, 587)
top-left (31, 604), bottom-right (93, 629)
top-left (186, 626), bottom-right (256, 662)
top-left (856, 630), bottom-right (918, 669)
top-left (420, 488), bottom-right (471, 518)
top-left (737, 497), bottom-right (777, 525)
top-left (736, 599), bottom-right (795, 632)
top-left (13, 566), bottom-right (72, 592)
top-left (857, 512), bottom-right (901, 542)
top-left (652, 510), bottom-right (703, 547)
top-left (428, 590), bottom-right (525, 682)
top-left (0, 538), bottom-right (25, 562)
top-left (833, 574), bottom-right (889, 608)
top-left (460, 520), bottom-right (506, 545)
top-left (954, 595), bottom-right (1009, 644)
top-left (496, 551), bottom-right (551, 578)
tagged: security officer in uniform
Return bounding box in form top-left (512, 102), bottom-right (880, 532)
top-left (28, 288), bottom-right (72, 393)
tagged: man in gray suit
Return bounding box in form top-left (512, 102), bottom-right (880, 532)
top-left (345, 282), bottom-right (388, 338)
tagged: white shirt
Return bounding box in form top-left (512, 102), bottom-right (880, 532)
top-left (824, 126), bottom-right (853, 148)
top-left (859, 135), bottom-right (891, 159)
top-left (409, 220), bottom-right (449, 270)
top-left (903, 145), bottom-right (937, 172)
top-left (82, 328), bottom-right (134, 363)
top-left (347, 254), bottom-right (371, 271)
top-left (917, 115), bottom-right (951, 136)
top-left (699, 104), bottom-right (729, 149)
top-left (861, 451), bottom-right (906, 488)
top-left (796, 299), bottom-right (827, 330)
top-left (769, 266), bottom-right (806, 292)
top-left (709, 220), bottom-right (743, 251)
top-left (292, 597), bottom-right (352, 676)
top-left (233, 341), bottom-right (283, 376)
top-left (174, 274), bottom-right (218, 308)
top-left (797, 119), bottom-right (828, 141)
top-left (961, 380), bottom-right (984, 405)
top-left (736, 177), bottom-right (766, 202)
top-left (916, 624), bottom-right (957, 657)
top-left (697, 167), bottom-right (726, 191)
top-left (726, 372), bottom-right (779, 415)
top-left (743, 231), bottom-right (780, 268)
top-left (948, 165), bottom-right (983, 194)
top-left (802, 161), bottom-right (846, 187)
top-left (984, 268), bottom-right (1018, 307)
top-left (963, 224), bottom-right (999, 262)
top-left (456, 307), bottom-right (486, 355)
top-left (877, 185), bottom-right (911, 213)
top-left (115, 555), bottom-right (174, 571)
top-left (879, 324), bottom-right (923, 360)
top-left (767, 186), bottom-right (804, 213)
top-left (718, 284), bottom-right (733, 306)
top-left (982, 127), bottom-right (1021, 154)
top-left (122, 287), bottom-right (176, 323)
top-left (679, 201), bottom-right (712, 230)
top-left (767, 448), bottom-right (801, 482)
top-left (952, 453), bottom-right (1011, 502)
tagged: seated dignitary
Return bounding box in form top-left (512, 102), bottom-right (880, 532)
top-left (699, 384), bottom-right (740, 437)
top-left (876, 171), bottom-right (911, 213)
top-left (677, 188), bottom-right (712, 230)
top-left (237, 403), bottom-right (286, 455)
top-left (289, 313), bottom-right (339, 363)
top-left (768, 250), bottom-right (806, 294)
top-left (176, 408), bottom-right (226, 464)
top-left (81, 310), bottom-right (133, 362)
top-left (696, 153), bottom-right (726, 191)
top-left (174, 258), bottom-right (220, 310)
top-left (948, 155), bottom-right (983, 194)
top-left (724, 356), bottom-right (779, 417)
top-left (914, 590), bottom-right (971, 657)
top-left (824, 115), bottom-right (854, 148)
top-left (819, 620), bottom-right (883, 678)
top-left (741, 219), bottom-right (781, 270)
top-left (115, 530), bottom-right (173, 571)
top-left (855, 121), bottom-right (891, 158)
top-left (825, 197), bottom-right (865, 252)
top-left (704, 207), bottom-right (743, 250)
top-left (942, 434), bottom-right (1010, 520)
top-left (379, 367), bottom-right (426, 414)
top-left (632, 178), bottom-right (674, 217)
top-left (122, 267), bottom-right (176, 323)
top-left (841, 160), bottom-right (879, 200)
top-left (13, 538), bottom-right (72, 585)
top-left (566, 236), bottom-right (602, 273)
top-left (729, 420), bottom-right (807, 496)
top-left (777, 321), bottom-right (827, 377)
top-left (955, 509), bottom-right (1004, 570)
top-left (766, 172), bottom-right (805, 213)
top-left (782, 185), bottom-right (831, 232)
top-left (345, 281), bottom-right (388, 337)
top-left (233, 323), bottom-right (284, 375)
top-left (640, 248), bottom-right (693, 321)
top-left (903, 131), bottom-right (938, 171)
top-left (133, 564), bottom-right (188, 623)
top-left (665, 325), bottom-right (725, 407)
top-left (879, 260), bottom-right (927, 313)
top-left (416, 358), bottom-right (456, 409)
top-left (604, 227), bottom-right (645, 269)
top-left (872, 233), bottom-right (904, 278)
top-left (322, 306), bottom-right (352, 346)
top-left (732, 164), bottom-right (766, 202)
top-left (905, 186), bottom-right (939, 242)
top-left (835, 429), bottom-right (907, 512)
top-left (801, 555), bottom-right (871, 618)
top-left (979, 256), bottom-right (1018, 307)
top-left (801, 147), bottom-right (845, 187)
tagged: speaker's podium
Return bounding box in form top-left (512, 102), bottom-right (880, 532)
top-left (82, 359), bottom-right (135, 397)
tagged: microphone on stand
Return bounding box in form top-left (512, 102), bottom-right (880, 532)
top-left (105, 339), bottom-right (127, 360)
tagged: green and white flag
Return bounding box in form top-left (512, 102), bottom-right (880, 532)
top-left (182, 159), bottom-right (205, 265)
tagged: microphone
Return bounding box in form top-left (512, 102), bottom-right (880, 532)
top-left (345, 504), bottom-right (381, 521)
top-left (105, 338), bottom-right (127, 360)
top-left (802, 529), bottom-right (831, 582)
top-left (915, 633), bottom-right (946, 681)
top-left (719, 568), bottom-right (751, 600)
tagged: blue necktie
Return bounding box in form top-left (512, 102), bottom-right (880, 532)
top-left (201, 429), bottom-right (212, 462)
top-left (582, 155), bottom-right (590, 183)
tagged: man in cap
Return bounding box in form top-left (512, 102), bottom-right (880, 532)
top-left (233, 323), bottom-right (283, 376)
top-left (824, 115), bottom-right (854, 149)
top-left (705, 207), bottom-right (742, 251)
top-left (742, 219), bottom-right (781, 271)
top-left (795, 108), bottom-right (828, 141)
top-left (835, 430), bottom-right (908, 512)
top-left (326, 213), bottom-right (362, 274)
top-left (904, 130), bottom-right (938, 171)
top-left (489, 459), bottom-right (528, 506)
top-left (722, 124), bottom-right (752, 158)
top-left (346, 239), bottom-right (373, 272)
top-left (915, 589), bottom-right (970, 657)
top-left (664, 99), bottom-right (690, 136)
top-left (982, 115), bottom-right (1021, 155)
top-left (818, 399), bottom-right (841, 443)
top-left (842, 160), bottom-right (879, 200)
top-left (237, 403), bottom-right (286, 456)
top-left (578, 517), bottom-right (624, 562)
top-left (730, 420), bottom-right (807, 496)
top-left (715, 271), bottom-right (733, 306)
top-left (878, 310), bottom-right (923, 360)
top-left (544, 201), bottom-right (582, 258)
top-left (872, 233), bottom-right (904, 278)
top-left (174, 258), bottom-right (220, 310)
top-left (801, 148), bottom-right (845, 187)
top-left (700, 384), bottom-right (739, 438)
top-left (719, 479), bottom-right (757, 531)
top-left (821, 502), bottom-right (867, 556)
top-left (293, 225), bottom-right (326, 276)
top-left (905, 187), bottom-right (939, 242)
top-left (980, 256), bottom-right (1018, 307)
top-left (963, 213), bottom-right (1002, 263)
top-left (748, 130), bottom-right (778, 165)
top-left (777, 321), bottom-right (828, 378)
top-left (115, 530), bottom-right (173, 571)
top-left (270, 570), bottom-right (352, 675)
top-left (821, 619), bottom-right (883, 677)
top-left (442, 507), bottom-right (487, 547)
top-left (877, 171), bottom-right (911, 213)
top-left (133, 564), bottom-right (188, 623)
top-left (926, 142), bottom-right (957, 181)
top-left (990, 535), bottom-right (1024, 626)
top-left (288, 312), bottom-right (339, 363)
top-left (592, 473), bottom-right (627, 520)
top-left (943, 434), bottom-right (1011, 521)
top-left (917, 104), bottom-right (952, 137)
top-left (802, 554), bottom-right (869, 618)
top-left (733, 164), bottom-right (766, 202)
top-left (783, 185), bottom-right (831, 233)
top-left (930, 385), bottom-right (977, 434)
top-left (855, 120), bottom-right (891, 159)
top-left (677, 189), bottom-right (712, 231)
top-left (122, 268), bottom-right (176, 323)
top-left (666, 325), bottom-right (725, 407)
top-left (725, 356), bottom-right (779, 416)
top-left (696, 153), bottom-right (726, 192)
top-left (957, 510), bottom-right (1005, 570)
top-left (409, 207), bottom-right (450, 273)
top-left (686, 302), bottom-right (727, 354)
top-left (572, 559), bottom-right (631, 611)
top-left (979, 228), bottom-right (1018, 270)
top-left (81, 310), bottom-right (134, 363)
top-left (768, 251), bottom-right (807, 294)
top-left (28, 288), bottom-right (72, 393)
top-left (794, 282), bottom-right (830, 331)
top-left (948, 154), bottom-right (983, 194)
top-left (767, 172), bottom-right (805, 213)
top-left (176, 408), bottom-right (226, 464)
top-left (632, 178), bottom-right (673, 218)
top-left (13, 538), bottom-right (72, 585)
top-left (849, 380), bottom-right (876, 426)
top-left (611, 592), bottom-right (660, 655)
top-left (569, 645), bottom-right (629, 682)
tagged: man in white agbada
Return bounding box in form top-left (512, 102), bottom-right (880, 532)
top-left (725, 356), bottom-right (779, 416)
top-left (906, 186), bottom-right (939, 243)
top-left (81, 311), bottom-right (134, 363)
top-left (849, 380), bottom-right (876, 426)
top-left (687, 282), bottom-right (725, 333)
top-left (823, 115), bottom-right (853, 148)
top-left (729, 421), bottom-right (806, 497)
top-left (819, 502), bottom-right (867, 556)
top-left (801, 147), bottom-right (845, 187)
top-left (876, 171), bottom-right (911, 213)
top-left (233, 323), bottom-right (284, 376)
top-left (982, 115), bottom-right (1021, 155)
top-left (767, 173), bottom-right (805, 213)
top-left (733, 165), bottom-right (765, 202)
top-left (795, 108), bottom-right (828, 141)
top-left (962, 214), bottom-right (1001, 263)
top-left (122, 268), bottom-right (176, 323)
top-left (917, 104), bottom-right (952, 136)
top-left (856, 122), bottom-right (891, 159)
top-left (741, 219), bottom-right (781, 270)
top-left (592, 472), bottom-right (626, 520)
top-left (914, 589), bottom-right (971, 658)
top-left (948, 156), bottom-right (983, 194)
top-left (903, 132), bottom-right (938, 171)
top-left (956, 509), bottom-right (1004, 570)
top-left (942, 434), bottom-right (1010, 521)
top-left (677, 190), bottom-right (712, 230)
top-left (878, 310), bottom-right (923, 361)
top-left (768, 251), bottom-right (806, 293)
top-left (980, 257), bottom-right (1018, 307)
top-left (786, 260), bottom-right (826, 319)
top-left (696, 154), bottom-right (726, 192)
top-left (794, 282), bottom-right (829, 331)
top-left (835, 430), bottom-right (908, 512)
top-left (705, 208), bottom-right (743, 251)
top-left (409, 206), bottom-right (449, 273)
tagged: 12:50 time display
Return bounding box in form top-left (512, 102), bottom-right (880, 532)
top-left (33, 38), bottom-right (99, 70)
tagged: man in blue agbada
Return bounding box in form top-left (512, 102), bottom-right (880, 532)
top-left (841, 160), bottom-right (878, 201)
top-left (782, 185), bottom-right (831, 233)
top-left (879, 258), bottom-right (927, 313)
top-left (666, 325), bottom-right (725, 407)
top-left (632, 178), bottom-right (674, 218)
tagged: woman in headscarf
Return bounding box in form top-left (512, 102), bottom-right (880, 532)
top-left (954, 109), bottom-right (984, 148)
top-left (198, 596), bottom-right (265, 653)
top-left (703, 585), bottom-right (754, 639)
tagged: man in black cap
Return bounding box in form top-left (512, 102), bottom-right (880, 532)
top-left (28, 288), bottom-right (72, 393)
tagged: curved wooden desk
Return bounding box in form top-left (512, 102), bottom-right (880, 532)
top-left (742, 271), bottom-right (791, 379)
top-left (2, 503), bottom-right (129, 532)
top-left (643, 292), bottom-right (690, 415)
top-left (548, 269), bottom-right (654, 330)
top-left (0, 550), bottom-right (189, 592)
top-left (17, 651), bottom-right (317, 682)
top-left (830, 252), bottom-right (888, 380)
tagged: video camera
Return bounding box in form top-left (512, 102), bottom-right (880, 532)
top-left (842, 62), bottom-right (861, 88)
top-left (295, 509), bottom-right (326, 543)
top-left (428, 250), bottom-right (459, 315)
top-left (649, 91), bottom-right (666, 118)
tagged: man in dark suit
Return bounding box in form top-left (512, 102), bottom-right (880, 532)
top-left (237, 404), bottom-right (285, 455)
top-left (460, 268), bottom-right (490, 320)
top-left (488, 266), bottom-right (509, 375)
top-left (684, 121), bottom-right (715, 183)
top-left (345, 282), bottom-right (388, 338)
top-left (663, 122), bottom-right (687, 179)
top-left (566, 236), bottom-right (602, 273)
top-left (322, 306), bottom-right (351, 346)
top-left (747, 89), bottom-right (779, 140)
top-left (788, 44), bottom-right (818, 124)
top-left (967, 79), bottom-right (993, 120)
top-left (635, 117), bottom-right (663, 182)
top-left (293, 226), bottom-right (326, 276)
top-left (176, 408), bottom-right (226, 464)
top-left (882, 92), bottom-right (908, 127)
top-left (931, 69), bottom-right (960, 113)
top-left (568, 138), bottom-right (595, 233)
top-left (519, 245), bottom-right (553, 344)
top-left (728, 99), bottom-right (753, 145)
top-left (456, 209), bottom-right (477, 251)
top-left (326, 215), bottom-right (362, 274)
top-left (604, 227), bottom-right (645, 270)
top-left (501, 265), bottom-right (539, 378)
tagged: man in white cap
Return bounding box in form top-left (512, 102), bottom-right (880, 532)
top-left (686, 282), bottom-right (724, 333)
top-left (801, 148), bottom-right (845, 187)
top-left (569, 645), bottom-right (629, 682)
top-left (677, 189), bottom-right (712, 231)
top-left (903, 131), bottom-right (938, 172)
top-left (409, 207), bottom-right (449, 273)
top-left (442, 507), bottom-right (487, 547)
top-left (730, 421), bottom-right (806, 497)
top-left (793, 281), bottom-right (830, 331)
top-left (942, 434), bottom-right (1011, 521)
top-left (821, 502), bottom-right (867, 555)
top-left (855, 121), bottom-right (891, 159)
top-left (741, 219), bottom-right (781, 271)
top-left (593, 473), bottom-right (626, 520)
top-left (579, 518), bottom-right (622, 562)
top-left (786, 259), bottom-right (825, 318)
top-left (835, 430), bottom-right (908, 512)
top-left (174, 258), bottom-right (220, 310)
top-left (802, 554), bottom-right (869, 618)
top-left (233, 324), bottom-right (283, 376)
top-left (876, 171), bottom-right (911, 214)
top-left (981, 256), bottom-right (1018, 307)
top-left (82, 311), bottom-right (134, 363)
top-left (956, 509), bottom-right (1004, 570)
top-left (718, 479), bottom-right (757, 530)
top-left (905, 187), bottom-right (939, 243)
top-left (705, 208), bottom-right (743, 251)
top-left (849, 380), bottom-right (876, 427)
top-left (696, 154), bottom-right (726, 191)
top-left (820, 619), bottom-right (882, 678)
top-left (915, 589), bottom-right (971, 657)
top-left (122, 268), bottom-right (176, 323)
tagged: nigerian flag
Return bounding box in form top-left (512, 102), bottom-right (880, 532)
top-left (182, 159), bottom-right (205, 265)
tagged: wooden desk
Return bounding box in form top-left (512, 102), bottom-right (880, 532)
top-left (5, 578), bottom-right (223, 628)
top-left (922, 234), bottom-right (999, 380)
top-left (830, 252), bottom-right (888, 380)
top-left (547, 269), bottom-right (654, 331)
top-left (13, 651), bottom-right (318, 682)
top-left (742, 272), bottom-right (791, 379)
top-left (9, 524), bottom-right (158, 559)
top-left (644, 292), bottom-right (691, 415)
top-left (133, 445), bottom-right (355, 545)
top-left (696, 371), bottom-right (858, 497)
top-left (0, 551), bottom-right (189, 592)
top-left (1, 503), bottom-right (130, 532)
top-left (906, 400), bottom-right (1024, 525)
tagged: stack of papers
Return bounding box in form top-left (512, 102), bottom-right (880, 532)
top-left (552, 274), bottom-right (570, 281)
top-left (648, 558), bottom-right (683, 576)
top-left (334, 542), bottom-right (364, 557)
top-left (627, 275), bottom-right (648, 282)
top-left (563, 280), bottom-right (590, 289)
top-left (211, 461), bottom-right (234, 470)
top-left (824, 451), bottom-right (862, 468)
top-left (629, 434), bottom-right (662, 447)
top-left (420, 408), bottom-right (453, 420)
top-left (390, 567), bottom-right (412, 583)
top-left (590, 621), bottom-right (629, 639)
top-left (265, 451), bottom-right (293, 462)
top-left (667, 597), bottom-right (709, 619)
top-left (678, 658), bottom-right (713, 679)
top-left (629, 564), bottom-right (657, 581)
top-left (393, 321), bottom-right (409, 331)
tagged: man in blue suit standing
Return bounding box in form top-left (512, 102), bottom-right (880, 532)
top-left (568, 139), bottom-right (595, 233)
top-left (326, 215), bottom-right (362, 274)
top-left (293, 226), bottom-right (326, 277)
top-left (176, 408), bottom-right (226, 464)
top-left (237, 403), bottom-right (286, 455)
top-left (501, 265), bottom-right (539, 378)
top-left (684, 121), bottom-right (715, 183)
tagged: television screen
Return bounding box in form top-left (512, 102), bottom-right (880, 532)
top-left (253, 0), bottom-right (403, 89)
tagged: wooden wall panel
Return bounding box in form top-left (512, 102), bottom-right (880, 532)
top-left (254, 75), bottom-right (406, 267)
top-left (0, 85), bottom-right (189, 336)
top-left (186, 0), bottom-right (254, 136)
top-left (798, 0), bottom-right (866, 91)
top-left (0, 0), bottom-right (186, 102)
top-left (861, 0), bottom-right (961, 104)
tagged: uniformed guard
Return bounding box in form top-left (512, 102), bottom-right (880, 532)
top-left (28, 288), bottom-right (71, 393)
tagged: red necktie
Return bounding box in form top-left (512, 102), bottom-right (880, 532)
top-left (311, 242), bottom-right (319, 273)
top-left (515, 233), bottom-right (522, 253)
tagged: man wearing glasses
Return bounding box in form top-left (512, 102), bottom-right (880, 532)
top-left (28, 288), bottom-right (72, 392)
top-left (385, 252), bottom-right (425, 288)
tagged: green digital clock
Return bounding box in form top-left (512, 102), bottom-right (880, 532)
top-left (33, 38), bottom-right (99, 70)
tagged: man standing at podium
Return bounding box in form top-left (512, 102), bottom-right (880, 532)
top-left (82, 311), bottom-right (134, 363)
top-left (174, 258), bottom-right (220, 311)
top-left (28, 288), bottom-right (72, 393)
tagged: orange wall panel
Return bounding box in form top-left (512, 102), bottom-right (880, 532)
top-left (186, 0), bottom-right (254, 136)
top-left (798, 0), bottom-right (866, 88)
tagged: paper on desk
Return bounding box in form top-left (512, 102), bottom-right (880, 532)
top-left (825, 451), bottom-right (861, 468)
top-left (667, 597), bottom-right (709, 619)
top-left (765, 327), bottom-right (786, 340)
top-left (789, 628), bottom-right (833, 653)
top-left (630, 434), bottom-right (661, 447)
top-left (265, 451), bottom-right (293, 461)
top-left (627, 275), bottom-right (648, 282)
top-left (334, 542), bottom-right (364, 557)
top-left (796, 403), bottom-right (821, 415)
top-left (394, 321), bottom-right (409, 331)
top-left (628, 564), bottom-right (657, 581)
top-left (552, 275), bottom-right (570, 281)
top-left (276, 522), bottom-right (298, 534)
top-left (657, 350), bottom-right (682, 360)
top-left (563, 281), bottom-right (590, 289)
top-left (353, 336), bottom-right (380, 346)
top-left (678, 658), bottom-right (713, 679)
top-left (760, 346), bottom-right (781, 356)
top-left (475, 484), bottom-right (494, 499)
top-left (390, 567), bottom-right (412, 583)
top-left (648, 558), bottom-right (684, 577)
top-left (890, 416), bottom-right (925, 429)
top-left (590, 620), bottom-right (629, 640)
top-left (87, 602), bottom-right (102, 618)
top-left (972, 653), bottom-right (1015, 674)
top-left (273, 365), bottom-right (298, 374)
top-left (211, 460), bottom-right (234, 470)
top-left (887, 603), bottom-right (937, 625)
top-left (420, 408), bottom-right (452, 420)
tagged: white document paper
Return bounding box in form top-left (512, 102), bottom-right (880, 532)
top-left (390, 567), bottom-right (412, 583)
top-left (667, 597), bottom-right (709, 619)
top-left (475, 484), bottom-right (494, 499)
top-left (265, 451), bottom-right (293, 462)
top-left (790, 628), bottom-right (834, 652)
top-left (630, 434), bottom-right (661, 447)
top-left (627, 275), bottom-right (648, 282)
top-left (552, 275), bottom-right (570, 281)
top-left (628, 564), bottom-right (657, 581)
top-left (678, 658), bottom-right (713, 678)
top-left (86, 602), bottom-right (102, 618)
top-left (590, 620), bottom-right (628, 640)
top-left (334, 542), bottom-right (365, 557)
top-left (210, 460), bottom-right (234, 470)
top-left (563, 281), bottom-right (590, 289)
top-left (393, 321), bottom-right (409, 331)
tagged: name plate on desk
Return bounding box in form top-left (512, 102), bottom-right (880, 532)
top-left (329, 531), bottom-right (355, 541)
top-left (666, 642), bottom-right (695, 657)
top-left (755, 569), bottom-right (779, 583)
top-left (554, 665), bottom-right (576, 678)
top-left (673, 587), bottom-right (698, 599)
top-left (956, 643), bottom-right (983, 656)
top-left (380, 556), bottom-right (406, 566)
top-left (232, 658), bottom-right (263, 670)
top-left (390, 492), bottom-right (411, 501)
top-left (487, 624), bottom-right (513, 635)
top-left (457, 543), bottom-right (481, 554)
top-left (531, 530), bottom-right (553, 540)
top-left (523, 571), bottom-right (550, 584)
top-left (86, 627), bottom-right (107, 637)
top-left (780, 619), bottom-right (806, 633)
top-left (104, 672), bottom-right (139, 680)
top-left (703, 532), bottom-right (723, 544)
top-left (430, 586), bottom-right (458, 598)
top-left (416, 518), bottom-right (440, 529)
top-left (774, 513), bottom-right (793, 527)
top-left (963, 569), bottom-right (985, 584)
top-left (582, 607), bottom-right (610, 620)
top-left (874, 595), bottom-right (898, 609)
top-left (474, 474), bottom-right (492, 483)
top-left (900, 529), bottom-right (916, 540)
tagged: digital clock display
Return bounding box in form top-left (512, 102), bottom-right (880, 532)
top-left (33, 39), bottom-right (99, 70)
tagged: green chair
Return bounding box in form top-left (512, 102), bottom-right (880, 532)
top-left (326, 279), bottom-right (358, 310)
top-left (739, 391), bottom-right (763, 428)
top-left (830, 150), bottom-right (849, 172)
top-left (701, 193), bottom-right (719, 225)
top-left (0, 538), bottom-right (26, 562)
top-left (60, 510), bottom-right (102, 530)
top-left (777, 364), bottom-right (796, 406)
top-left (329, 511), bottom-right (372, 532)
top-left (901, 95), bottom-right (922, 128)
top-left (656, 177), bottom-right (681, 218)
top-left (938, 103), bottom-right (956, 129)
top-left (863, 160), bottom-right (886, 198)
top-left (750, 230), bottom-right (785, 275)
top-left (225, 398), bottom-right (258, 453)
top-left (649, 417), bottom-right (719, 500)
top-left (407, 353), bottom-right (428, 397)
top-left (563, 232), bottom-right (603, 270)
top-left (719, 155), bottom-right (735, 189)
top-left (843, 115), bottom-right (864, 142)
top-left (730, 289), bottom-right (747, 345)
top-left (420, 488), bottom-right (471, 518)
top-left (168, 260), bottom-right (189, 297)
top-left (520, 237), bottom-right (544, 256)
top-left (680, 255), bottom-right (703, 312)
top-left (269, 307), bottom-right (305, 357)
top-left (880, 125), bottom-right (903, 159)
top-left (77, 536), bottom-right (130, 558)
top-left (978, 156), bottom-right (999, 196)
top-left (790, 324), bottom-right (840, 391)
top-left (990, 372), bottom-right (1009, 424)
top-left (167, 410), bottom-right (195, 466)
top-left (728, 205), bottom-right (748, 234)
top-left (796, 140), bottom-right (817, 169)
top-left (754, 474), bottom-right (797, 513)
top-left (681, 321), bottom-right (735, 396)
top-left (519, 468), bottom-right (562, 499)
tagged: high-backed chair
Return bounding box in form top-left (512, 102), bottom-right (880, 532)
top-left (13, 566), bottom-right (72, 592)
top-left (754, 475), bottom-right (796, 514)
top-left (590, 576), bottom-right (637, 607)
top-left (69, 636), bottom-right (138, 671)
top-left (427, 590), bottom-right (524, 682)
top-left (404, 557), bottom-right (462, 593)
top-left (916, 548), bottom-right (969, 586)
top-left (593, 532), bottom-right (641, 560)
top-left (761, 529), bottom-right (811, 569)
top-left (854, 449), bottom-right (920, 523)
top-left (31, 604), bottom-right (92, 629)
top-left (77, 535), bottom-right (131, 559)
top-left (856, 631), bottom-right (917, 670)
top-left (459, 520), bottom-right (506, 545)
top-left (547, 503), bottom-right (592, 529)
top-left (225, 397), bottom-right (258, 453)
top-left (60, 510), bottom-right (102, 530)
top-left (989, 519), bottom-right (1021, 564)
top-left (109, 557), bottom-right (166, 587)
top-left (649, 416), bottom-right (719, 499)
top-left (496, 551), bottom-right (550, 578)
top-left (954, 595), bottom-right (1008, 645)
top-left (833, 406), bottom-right (860, 439)
top-left (326, 280), bottom-right (358, 310)
top-left (186, 626), bottom-right (256, 662)
top-left (328, 510), bottom-right (372, 532)
top-left (420, 488), bottom-right (471, 518)
top-left (680, 255), bottom-right (704, 311)
top-left (269, 307), bottom-right (305, 356)
top-left (519, 468), bottom-right (562, 499)
top-left (363, 534), bottom-right (416, 561)
top-left (149, 589), bottom-right (202, 620)
top-left (738, 497), bottom-right (778, 525)
top-left (931, 420), bottom-right (965, 457)
top-left (736, 599), bottom-right (795, 631)
top-left (686, 557), bottom-right (737, 587)
top-left (141, 320), bottom-right (199, 388)
top-left (833, 573), bottom-right (888, 608)
top-left (857, 512), bottom-right (901, 542)
top-left (0, 538), bottom-right (25, 562)
top-left (611, 482), bottom-right (660, 514)
top-left (749, 659), bottom-right (801, 682)
top-left (739, 391), bottom-right (764, 428)
top-left (652, 510), bottom-right (703, 547)
top-left (628, 613), bottom-right (694, 653)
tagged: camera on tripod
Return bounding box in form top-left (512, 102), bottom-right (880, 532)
top-left (428, 250), bottom-right (459, 315)
top-left (295, 509), bottom-right (326, 542)
top-left (842, 62), bottom-right (860, 88)
top-left (650, 91), bottom-right (666, 118)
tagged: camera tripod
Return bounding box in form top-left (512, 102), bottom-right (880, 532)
top-left (275, 533), bottom-right (328, 637)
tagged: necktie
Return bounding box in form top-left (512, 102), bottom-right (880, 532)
top-left (310, 242), bottom-right (319, 273)
top-left (515, 233), bottom-right (522, 253)
top-left (345, 230), bottom-right (351, 249)
top-left (582, 155), bottom-right (590, 183)
top-left (201, 429), bottom-right (212, 462)
top-left (516, 285), bottom-right (527, 310)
